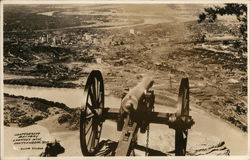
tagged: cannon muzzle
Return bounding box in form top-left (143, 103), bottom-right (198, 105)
top-left (121, 77), bottom-right (154, 113)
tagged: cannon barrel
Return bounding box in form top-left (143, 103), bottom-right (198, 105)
top-left (121, 77), bottom-right (154, 113)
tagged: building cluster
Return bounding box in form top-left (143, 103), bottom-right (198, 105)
top-left (37, 31), bottom-right (102, 46)
top-left (5, 29), bottom-right (105, 49)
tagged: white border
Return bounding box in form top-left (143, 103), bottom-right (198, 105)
top-left (0, 0), bottom-right (249, 160)
top-left (0, 0), bottom-right (249, 4)
top-left (247, 1), bottom-right (250, 160)
top-left (0, 0), bottom-right (4, 159)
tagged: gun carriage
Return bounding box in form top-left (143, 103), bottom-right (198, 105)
top-left (80, 70), bottom-right (194, 156)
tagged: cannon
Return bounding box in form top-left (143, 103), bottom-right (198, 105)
top-left (79, 70), bottom-right (194, 156)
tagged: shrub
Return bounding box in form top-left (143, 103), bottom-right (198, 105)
top-left (58, 114), bottom-right (71, 124)
top-left (19, 116), bottom-right (34, 127)
top-left (33, 114), bottom-right (44, 121)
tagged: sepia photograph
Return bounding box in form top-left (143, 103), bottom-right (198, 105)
top-left (0, 0), bottom-right (249, 159)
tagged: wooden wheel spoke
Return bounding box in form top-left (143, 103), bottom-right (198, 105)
top-left (91, 130), bottom-right (96, 149)
top-left (96, 100), bottom-right (101, 109)
top-left (86, 102), bottom-right (98, 117)
top-left (92, 80), bottom-right (97, 104)
top-left (85, 120), bottom-right (93, 134)
top-left (89, 108), bottom-right (98, 117)
top-left (87, 129), bottom-right (94, 147)
top-left (98, 122), bottom-right (102, 127)
top-left (86, 103), bottom-right (92, 111)
top-left (89, 89), bottom-right (96, 107)
top-left (86, 113), bottom-right (95, 119)
top-left (96, 79), bottom-right (100, 102)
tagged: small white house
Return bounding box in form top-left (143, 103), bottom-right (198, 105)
top-left (130, 29), bottom-right (135, 35)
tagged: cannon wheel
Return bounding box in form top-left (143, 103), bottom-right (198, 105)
top-left (175, 78), bottom-right (189, 156)
top-left (80, 70), bottom-right (104, 156)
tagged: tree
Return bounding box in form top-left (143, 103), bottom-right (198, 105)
top-left (198, 4), bottom-right (247, 55)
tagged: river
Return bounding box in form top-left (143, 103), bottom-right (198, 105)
top-left (3, 85), bottom-right (248, 155)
